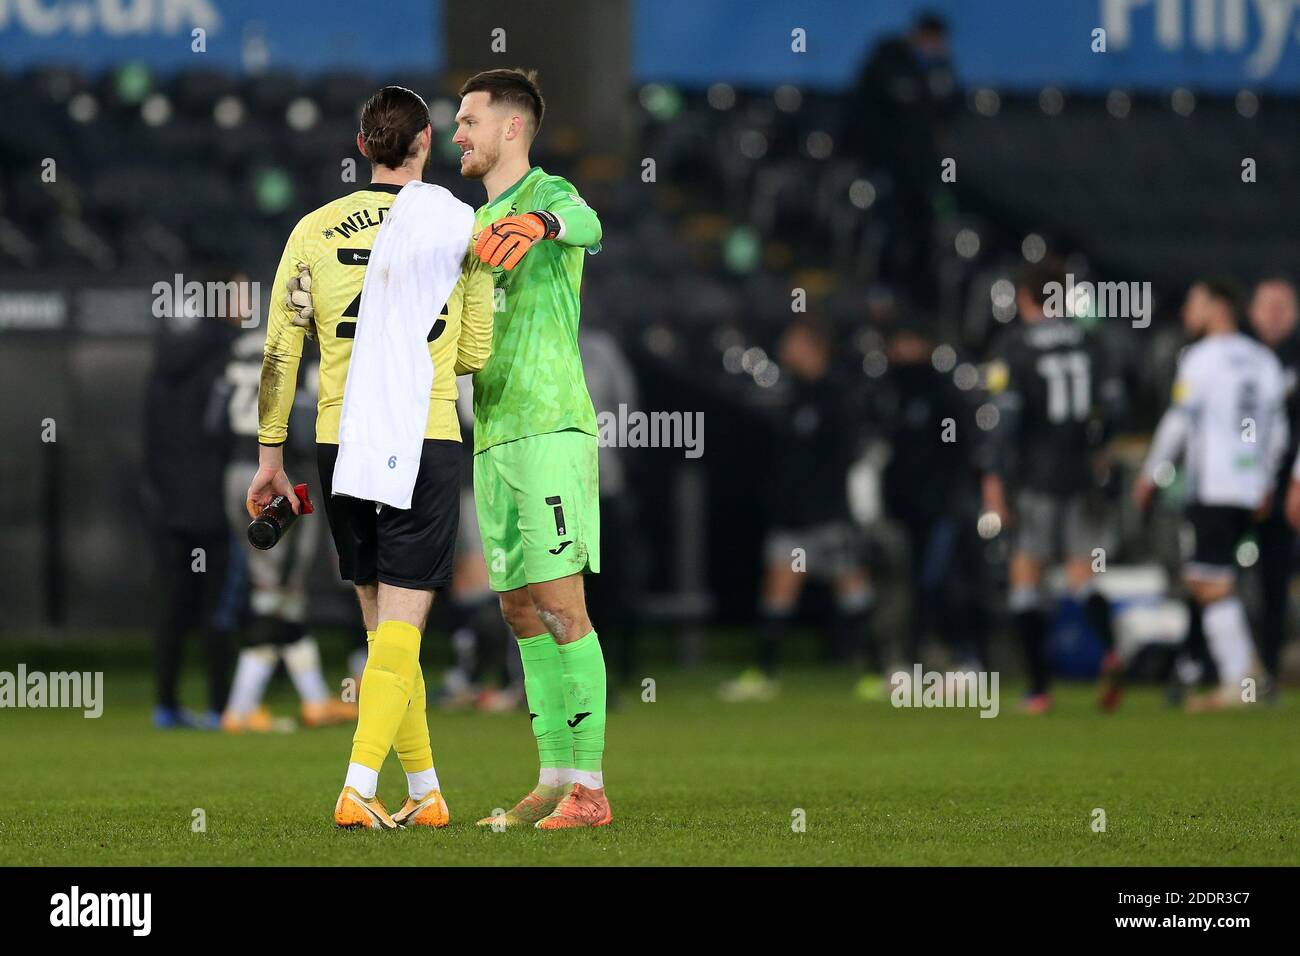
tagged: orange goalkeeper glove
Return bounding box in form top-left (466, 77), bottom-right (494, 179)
top-left (473, 210), bottom-right (562, 270)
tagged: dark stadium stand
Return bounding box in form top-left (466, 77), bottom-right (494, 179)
top-left (7, 67), bottom-right (1297, 344)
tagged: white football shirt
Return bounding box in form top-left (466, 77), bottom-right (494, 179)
top-left (1159, 332), bottom-right (1288, 508)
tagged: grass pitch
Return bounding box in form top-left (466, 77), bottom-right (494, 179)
top-left (0, 654), bottom-right (1296, 866)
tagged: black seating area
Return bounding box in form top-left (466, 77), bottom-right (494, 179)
top-left (4, 65), bottom-right (1298, 368)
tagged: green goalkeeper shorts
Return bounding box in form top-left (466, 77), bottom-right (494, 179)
top-left (473, 429), bottom-right (601, 593)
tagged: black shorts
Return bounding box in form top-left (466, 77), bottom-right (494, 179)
top-left (1183, 504), bottom-right (1252, 578)
top-left (316, 439), bottom-right (460, 591)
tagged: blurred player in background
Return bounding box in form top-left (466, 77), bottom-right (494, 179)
top-left (1134, 279), bottom-right (1287, 711)
top-left (453, 69), bottom-right (612, 829)
top-left (879, 317), bottom-right (989, 675)
top-left (215, 326), bottom-right (358, 733)
top-left (143, 267), bottom-right (243, 729)
top-left (248, 86), bottom-right (493, 828)
top-left (982, 262), bottom-right (1127, 713)
top-left (720, 315), bottom-right (876, 703)
top-left (1247, 277), bottom-right (1299, 701)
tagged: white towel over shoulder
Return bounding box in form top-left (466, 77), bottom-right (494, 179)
top-left (332, 181), bottom-right (475, 509)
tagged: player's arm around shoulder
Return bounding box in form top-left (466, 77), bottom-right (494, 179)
top-left (452, 244), bottom-right (495, 376)
top-left (473, 176), bottom-right (601, 270)
top-left (537, 175), bottom-right (601, 249)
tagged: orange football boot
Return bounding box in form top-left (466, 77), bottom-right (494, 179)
top-left (392, 790), bottom-right (450, 828)
top-left (1185, 689), bottom-right (1248, 713)
top-left (535, 784), bottom-right (612, 830)
top-left (220, 706), bottom-right (292, 733)
top-left (334, 787), bottom-right (398, 830)
top-left (1020, 693), bottom-right (1053, 716)
top-left (302, 698), bottom-right (358, 728)
top-left (1097, 650), bottom-right (1125, 712)
top-left (476, 785), bottom-right (564, 828)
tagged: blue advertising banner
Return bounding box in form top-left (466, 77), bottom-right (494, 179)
top-left (0, 0), bottom-right (440, 75)
top-left (4, 0), bottom-right (1299, 91)
top-left (633, 0), bottom-right (1300, 92)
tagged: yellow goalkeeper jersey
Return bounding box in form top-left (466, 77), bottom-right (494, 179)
top-left (258, 182), bottom-right (494, 446)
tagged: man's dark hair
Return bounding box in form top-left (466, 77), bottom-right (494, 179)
top-left (1197, 276), bottom-right (1245, 323)
top-left (1016, 258), bottom-right (1066, 308)
top-left (359, 86), bottom-right (430, 169)
top-left (459, 68), bottom-right (546, 137)
top-left (914, 12), bottom-right (948, 37)
top-left (1253, 274), bottom-right (1297, 294)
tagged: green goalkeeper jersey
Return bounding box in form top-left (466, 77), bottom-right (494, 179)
top-left (471, 167), bottom-right (602, 454)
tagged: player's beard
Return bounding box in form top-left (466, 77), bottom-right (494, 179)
top-left (459, 139), bottom-right (499, 180)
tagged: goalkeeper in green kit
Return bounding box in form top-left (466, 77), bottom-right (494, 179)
top-left (453, 69), bottom-right (611, 829)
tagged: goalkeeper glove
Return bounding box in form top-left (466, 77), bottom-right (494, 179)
top-left (473, 210), bottom-right (562, 270)
top-left (285, 262), bottom-right (316, 340)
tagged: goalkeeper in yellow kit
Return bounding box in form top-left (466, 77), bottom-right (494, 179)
top-left (247, 86), bottom-right (494, 829)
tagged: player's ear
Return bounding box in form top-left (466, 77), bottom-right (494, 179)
top-left (356, 131), bottom-right (368, 160)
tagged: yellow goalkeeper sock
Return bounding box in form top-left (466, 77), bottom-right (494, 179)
top-left (349, 620), bottom-right (421, 771)
top-left (393, 663), bottom-right (433, 776)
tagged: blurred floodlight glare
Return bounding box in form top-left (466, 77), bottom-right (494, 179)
top-left (931, 344), bottom-right (957, 373)
top-left (972, 87), bottom-right (1000, 116)
top-left (286, 97), bottom-right (320, 131)
top-left (707, 83), bottom-right (736, 110)
top-left (68, 93), bottom-right (98, 123)
top-left (114, 62), bottom-right (151, 103)
top-left (1021, 233), bottom-right (1047, 262)
top-left (774, 84), bottom-right (802, 112)
top-left (638, 83), bottom-right (682, 121)
top-left (430, 99), bottom-right (456, 130)
top-left (141, 93), bottom-right (172, 126)
top-left (1039, 87), bottom-right (1064, 115)
top-left (805, 130), bottom-right (833, 159)
top-left (214, 95), bottom-right (245, 128)
top-left (955, 228), bottom-right (980, 258)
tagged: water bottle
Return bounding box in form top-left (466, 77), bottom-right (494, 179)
top-left (247, 482), bottom-right (314, 550)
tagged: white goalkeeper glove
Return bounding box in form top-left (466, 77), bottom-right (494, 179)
top-left (285, 262), bottom-right (315, 339)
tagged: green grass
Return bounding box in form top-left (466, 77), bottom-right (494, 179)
top-left (0, 661), bottom-right (1296, 866)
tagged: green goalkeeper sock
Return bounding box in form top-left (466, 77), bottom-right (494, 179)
top-left (517, 633), bottom-right (573, 771)
top-left (558, 631), bottom-right (606, 774)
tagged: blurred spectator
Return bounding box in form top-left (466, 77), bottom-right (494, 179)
top-left (847, 11), bottom-right (957, 307)
top-left (877, 318), bottom-right (988, 670)
top-left (720, 316), bottom-right (876, 702)
top-left (1247, 276), bottom-right (1299, 699)
top-left (141, 274), bottom-right (241, 728)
